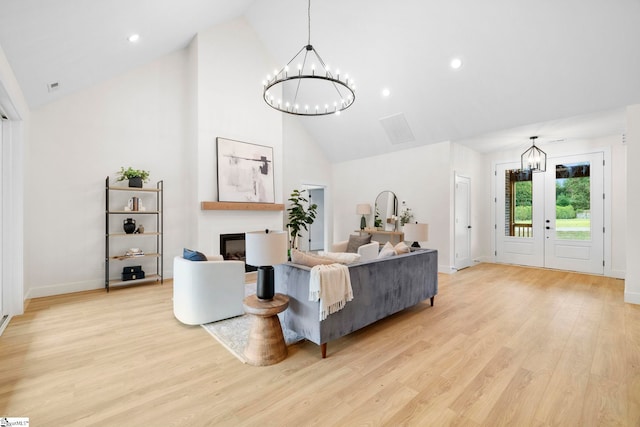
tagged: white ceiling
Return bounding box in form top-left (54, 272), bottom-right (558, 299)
top-left (1, 0), bottom-right (639, 162)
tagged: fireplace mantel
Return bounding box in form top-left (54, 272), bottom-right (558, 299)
top-left (201, 201), bottom-right (284, 211)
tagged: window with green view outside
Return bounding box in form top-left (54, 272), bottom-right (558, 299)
top-left (555, 162), bottom-right (591, 240)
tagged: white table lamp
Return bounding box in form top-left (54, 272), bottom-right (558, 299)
top-left (245, 229), bottom-right (288, 300)
top-left (404, 223), bottom-right (429, 248)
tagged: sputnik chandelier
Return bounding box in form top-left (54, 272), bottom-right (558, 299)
top-left (262, 0), bottom-right (356, 116)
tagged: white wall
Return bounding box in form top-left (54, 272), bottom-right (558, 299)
top-left (25, 49), bottom-right (192, 298)
top-left (194, 18), bottom-right (284, 254)
top-left (332, 141), bottom-right (453, 272)
top-left (625, 105), bottom-right (640, 303)
top-left (450, 143), bottom-right (491, 266)
top-left (484, 134), bottom-right (627, 278)
top-left (283, 115), bottom-right (333, 251)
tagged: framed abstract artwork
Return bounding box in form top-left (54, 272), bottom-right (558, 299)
top-left (216, 137), bottom-right (275, 203)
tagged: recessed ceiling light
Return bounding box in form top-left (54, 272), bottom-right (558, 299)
top-left (382, 88), bottom-right (391, 97)
top-left (128, 34), bottom-right (140, 43)
top-left (450, 58), bottom-right (463, 69)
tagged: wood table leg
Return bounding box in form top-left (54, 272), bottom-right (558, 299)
top-left (321, 343), bottom-right (327, 359)
top-left (430, 296), bottom-right (434, 306)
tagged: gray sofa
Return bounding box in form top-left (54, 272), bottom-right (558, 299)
top-left (275, 249), bottom-right (438, 357)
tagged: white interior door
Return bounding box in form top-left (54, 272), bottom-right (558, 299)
top-left (454, 174), bottom-right (472, 270)
top-left (495, 152), bottom-right (604, 275)
top-left (544, 153), bottom-right (604, 274)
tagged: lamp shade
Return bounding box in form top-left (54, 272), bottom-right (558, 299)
top-left (356, 204), bottom-right (371, 215)
top-left (245, 230), bottom-right (288, 267)
top-left (403, 223), bottom-right (429, 243)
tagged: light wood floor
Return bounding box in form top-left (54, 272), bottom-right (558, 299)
top-left (1, 263), bottom-right (639, 426)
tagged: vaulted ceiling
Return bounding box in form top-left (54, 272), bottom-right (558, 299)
top-left (1, 0), bottom-right (639, 162)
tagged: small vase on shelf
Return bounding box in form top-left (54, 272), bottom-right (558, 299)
top-left (123, 218), bottom-right (136, 234)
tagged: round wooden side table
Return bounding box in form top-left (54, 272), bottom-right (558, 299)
top-left (243, 293), bottom-right (289, 366)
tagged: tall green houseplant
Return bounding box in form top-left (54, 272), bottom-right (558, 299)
top-left (286, 189), bottom-right (318, 250)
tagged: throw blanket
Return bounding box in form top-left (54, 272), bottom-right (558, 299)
top-left (309, 263), bottom-right (353, 321)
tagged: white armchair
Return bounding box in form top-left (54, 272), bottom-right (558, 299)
top-left (173, 255), bottom-right (245, 325)
top-left (332, 240), bottom-right (380, 262)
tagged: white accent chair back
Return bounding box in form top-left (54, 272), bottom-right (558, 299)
top-left (332, 239), bottom-right (380, 262)
top-left (173, 255), bottom-right (245, 325)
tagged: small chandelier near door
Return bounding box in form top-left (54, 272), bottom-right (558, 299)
top-left (262, 0), bottom-right (356, 116)
top-left (521, 136), bottom-right (547, 172)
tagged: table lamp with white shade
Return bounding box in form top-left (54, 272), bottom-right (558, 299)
top-left (356, 203), bottom-right (371, 230)
top-left (245, 229), bottom-right (288, 300)
top-left (403, 222), bottom-right (429, 248)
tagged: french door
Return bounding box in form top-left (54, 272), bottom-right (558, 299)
top-left (496, 152), bottom-right (604, 275)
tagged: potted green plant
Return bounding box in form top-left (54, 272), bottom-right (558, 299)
top-left (116, 167), bottom-right (150, 188)
top-left (286, 189), bottom-right (318, 251)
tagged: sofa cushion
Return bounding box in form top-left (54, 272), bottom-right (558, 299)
top-left (291, 249), bottom-right (336, 267)
top-left (394, 241), bottom-right (410, 255)
top-left (317, 251), bottom-right (361, 264)
top-left (183, 248), bottom-right (208, 261)
top-left (346, 234), bottom-right (372, 253)
top-left (378, 241), bottom-right (396, 259)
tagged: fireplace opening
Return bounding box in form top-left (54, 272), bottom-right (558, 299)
top-left (220, 233), bottom-right (256, 272)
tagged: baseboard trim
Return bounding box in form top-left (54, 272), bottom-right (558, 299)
top-left (438, 264), bottom-right (456, 274)
top-left (25, 279), bottom-right (104, 300)
top-left (624, 291), bottom-right (640, 305)
top-left (0, 315), bottom-right (11, 336)
top-left (609, 269), bottom-right (626, 279)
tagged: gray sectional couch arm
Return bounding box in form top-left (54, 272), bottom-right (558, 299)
top-left (275, 249), bottom-right (438, 358)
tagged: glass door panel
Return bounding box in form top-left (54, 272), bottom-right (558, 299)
top-left (554, 162), bottom-right (591, 240)
top-left (505, 169), bottom-right (533, 238)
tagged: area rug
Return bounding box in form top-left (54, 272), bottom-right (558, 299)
top-left (201, 282), bottom-right (304, 363)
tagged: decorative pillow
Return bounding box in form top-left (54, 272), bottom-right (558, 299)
top-left (317, 251), bottom-right (361, 264)
top-left (346, 233), bottom-right (372, 253)
top-left (290, 249), bottom-right (335, 267)
top-left (394, 241), bottom-right (410, 255)
top-left (377, 241), bottom-right (396, 259)
top-left (183, 248), bottom-right (208, 261)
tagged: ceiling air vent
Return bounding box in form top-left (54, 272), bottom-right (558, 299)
top-left (379, 112), bottom-right (415, 145)
top-left (47, 81), bottom-right (60, 93)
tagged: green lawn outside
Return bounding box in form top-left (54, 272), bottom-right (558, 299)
top-left (556, 218), bottom-right (590, 228)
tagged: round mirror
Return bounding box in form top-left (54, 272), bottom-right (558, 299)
top-left (374, 191), bottom-right (398, 231)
